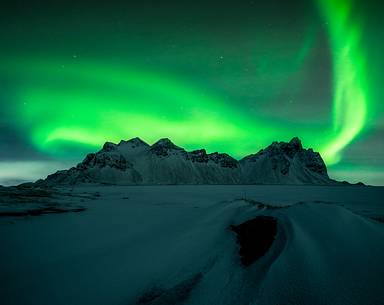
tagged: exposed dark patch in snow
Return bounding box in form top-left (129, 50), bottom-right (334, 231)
top-left (136, 273), bottom-right (203, 305)
top-left (0, 206), bottom-right (85, 217)
top-left (369, 215), bottom-right (384, 223)
top-left (0, 185), bottom-right (100, 204)
top-left (0, 186), bottom-right (53, 203)
top-left (0, 186), bottom-right (97, 219)
top-left (231, 216), bottom-right (278, 267)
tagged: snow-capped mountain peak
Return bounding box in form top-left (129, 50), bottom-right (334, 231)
top-left (240, 137), bottom-right (329, 184)
top-left (150, 138), bottom-right (185, 157)
top-left (37, 137), bottom-right (337, 186)
top-left (289, 136), bottom-right (302, 149)
top-left (118, 137), bottom-right (149, 148)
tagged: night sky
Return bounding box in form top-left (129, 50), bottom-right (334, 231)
top-left (0, 0), bottom-right (383, 185)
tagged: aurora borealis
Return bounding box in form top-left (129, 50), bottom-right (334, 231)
top-left (0, 0), bottom-right (383, 185)
top-left (317, 0), bottom-right (368, 164)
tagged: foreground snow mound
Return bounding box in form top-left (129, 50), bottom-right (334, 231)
top-left (1, 185), bottom-right (383, 305)
top-left (37, 137), bottom-right (335, 186)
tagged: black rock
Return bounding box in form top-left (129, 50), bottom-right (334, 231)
top-left (231, 216), bottom-right (278, 267)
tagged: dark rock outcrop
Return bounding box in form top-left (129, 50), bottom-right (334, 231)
top-left (36, 137), bottom-right (338, 186)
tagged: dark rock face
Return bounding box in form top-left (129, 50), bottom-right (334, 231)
top-left (119, 137), bottom-right (149, 148)
top-left (239, 137), bottom-right (330, 184)
top-left (42, 168), bottom-right (91, 185)
top-left (299, 150), bottom-right (327, 175)
top-left (102, 142), bottom-right (117, 152)
top-left (150, 138), bottom-right (185, 156)
top-left (231, 216), bottom-right (278, 267)
top-left (271, 155), bottom-right (291, 175)
top-left (188, 150), bottom-right (238, 168)
top-left (38, 137), bottom-right (337, 186)
top-left (188, 149), bottom-right (209, 163)
top-left (208, 153), bottom-right (238, 168)
top-left (80, 153), bottom-right (129, 170)
top-left (265, 137), bottom-right (303, 159)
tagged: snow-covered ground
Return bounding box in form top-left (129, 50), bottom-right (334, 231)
top-left (1, 185), bottom-right (383, 305)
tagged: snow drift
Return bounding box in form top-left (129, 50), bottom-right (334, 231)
top-left (1, 185), bottom-right (383, 305)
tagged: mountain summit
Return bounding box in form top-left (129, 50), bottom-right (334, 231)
top-left (239, 137), bottom-right (329, 184)
top-left (37, 137), bottom-right (336, 186)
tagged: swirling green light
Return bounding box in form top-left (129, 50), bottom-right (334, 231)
top-left (318, 0), bottom-right (368, 163)
top-left (4, 59), bottom-right (285, 157)
top-left (0, 0), bottom-right (369, 166)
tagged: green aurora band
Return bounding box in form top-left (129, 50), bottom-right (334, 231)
top-left (1, 0), bottom-right (368, 165)
top-left (318, 0), bottom-right (367, 164)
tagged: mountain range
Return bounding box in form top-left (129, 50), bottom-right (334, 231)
top-left (36, 137), bottom-right (341, 186)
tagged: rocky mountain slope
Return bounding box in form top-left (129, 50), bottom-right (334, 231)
top-left (37, 137), bottom-right (335, 186)
top-left (240, 137), bottom-right (331, 184)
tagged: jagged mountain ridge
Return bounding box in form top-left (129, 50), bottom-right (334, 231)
top-left (38, 137), bottom-right (335, 185)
